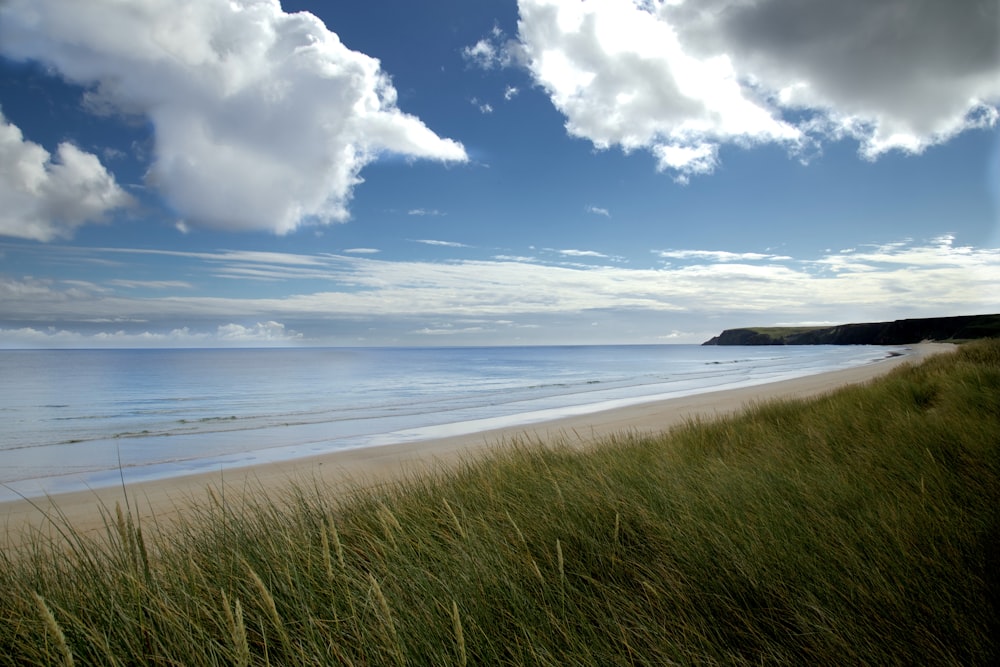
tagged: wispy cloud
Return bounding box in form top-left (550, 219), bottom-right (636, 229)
top-left (461, 24), bottom-right (520, 70)
top-left (343, 248), bottom-right (381, 255)
top-left (412, 325), bottom-right (486, 336)
top-left (0, 321), bottom-right (301, 348)
top-left (109, 279), bottom-right (194, 290)
top-left (493, 254), bottom-right (537, 263)
top-left (471, 98), bottom-right (494, 114)
top-left (62, 279), bottom-right (113, 294)
top-left (811, 235), bottom-right (987, 271)
top-left (657, 249), bottom-right (792, 262)
top-left (586, 205), bottom-right (610, 217)
top-left (407, 208), bottom-right (446, 217)
top-left (462, 39), bottom-right (500, 69)
top-left (412, 239), bottom-right (469, 248)
top-left (555, 248), bottom-right (608, 258)
top-left (1, 237), bottom-right (996, 345)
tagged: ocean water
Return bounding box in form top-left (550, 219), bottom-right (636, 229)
top-left (0, 345), bottom-right (901, 501)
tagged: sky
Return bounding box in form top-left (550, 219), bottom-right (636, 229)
top-left (0, 0), bottom-right (998, 348)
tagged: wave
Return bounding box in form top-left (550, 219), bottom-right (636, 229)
top-left (0, 344), bottom-right (901, 499)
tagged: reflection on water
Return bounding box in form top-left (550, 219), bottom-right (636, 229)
top-left (0, 344), bottom-right (900, 500)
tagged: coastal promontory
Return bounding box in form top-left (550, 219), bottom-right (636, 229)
top-left (703, 314), bottom-right (1000, 346)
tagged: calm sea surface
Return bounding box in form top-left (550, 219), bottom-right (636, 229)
top-left (0, 345), bottom-right (900, 500)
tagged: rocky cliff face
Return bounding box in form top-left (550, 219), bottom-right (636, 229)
top-left (703, 314), bottom-right (1000, 346)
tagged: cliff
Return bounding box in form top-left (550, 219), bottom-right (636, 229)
top-left (703, 314), bottom-right (1000, 346)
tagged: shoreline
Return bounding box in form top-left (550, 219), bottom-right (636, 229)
top-left (2, 343), bottom-right (951, 546)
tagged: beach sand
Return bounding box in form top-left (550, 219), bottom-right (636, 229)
top-left (2, 343), bottom-right (952, 547)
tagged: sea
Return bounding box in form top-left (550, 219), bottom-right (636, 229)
top-left (0, 344), bottom-right (903, 501)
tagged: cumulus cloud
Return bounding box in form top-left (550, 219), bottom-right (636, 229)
top-left (504, 0), bottom-right (999, 179)
top-left (216, 321), bottom-right (302, 342)
top-left (0, 112), bottom-right (132, 241)
top-left (0, 0), bottom-right (466, 236)
top-left (669, 0), bottom-right (1000, 157)
top-left (513, 0), bottom-right (801, 178)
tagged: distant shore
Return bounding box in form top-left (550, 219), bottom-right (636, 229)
top-left (703, 313), bottom-right (1000, 345)
top-left (2, 343), bottom-right (952, 546)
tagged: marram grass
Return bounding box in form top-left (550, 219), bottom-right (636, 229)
top-left (2, 339), bottom-right (998, 665)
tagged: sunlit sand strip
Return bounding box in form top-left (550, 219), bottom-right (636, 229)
top-left (1, 343), bottom-right (952, 548)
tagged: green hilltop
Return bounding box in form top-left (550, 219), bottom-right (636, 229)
top-left (704, 313), bottom-right (1000, 345)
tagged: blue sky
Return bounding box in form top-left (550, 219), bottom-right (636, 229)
top-left (1, 0), bottom-right (997, 347)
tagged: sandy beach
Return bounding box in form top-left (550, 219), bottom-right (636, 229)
top-left (2, 343), bottom-right (951, 547)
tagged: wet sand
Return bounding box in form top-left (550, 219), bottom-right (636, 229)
top-left (2, 343), bottom-right (951, 547)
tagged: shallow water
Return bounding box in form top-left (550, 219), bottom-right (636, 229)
top-left (0, 344), bottom-right (899, 500)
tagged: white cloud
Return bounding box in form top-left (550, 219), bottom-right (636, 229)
top-left (668, 0), bottom-right (1000, 158)
top-left (586, 205), bottom-right (610, 217)
top-left (470, 97), bottom-right (494, 114)
top-left (408, 208), bottom-right (445, 216)
top-left (216, 321), bottom-right (302, 342)
top-left (557, 248), bottom-right (608, 258)
top-left (513, 0), bottom-right (801, 178)
top-left (507, 0), bottom-right (999, 179)
top-left (504, 86), bottom-right (520, 101)
top-left (108, 279), bottom-right (194, 290)
top-left (657, 249), bottom-right (790, 262)
top-left (462, 39), bottom-right (501, 69)
top-left (0, 0), bottom-right (466, 236)
top-left (413, 239), bottom-right (469, 248)
top-left (343, 248), bottom-right (380, 255)
top-left (0, 321), bottom-right (300, 348)
top-left (101, 147), bottom-right (126, 161)
top-left (493, 254), bottom-right (537, 263)
top-left (811, 235), bottom-right (997, 272)
top-left (0, 112), bottom-right (132, 241)
top-left (462, 28), bottom-right (523, 70)
top-left (412, 325), bottom-right (486, 336)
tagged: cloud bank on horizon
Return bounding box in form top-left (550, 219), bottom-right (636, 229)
top-left (0, 0), bottom-right (465, 239)
top-left (487, 0), bottom-right (999, 180)
top-left (1, 235), bottom-right (996, 347)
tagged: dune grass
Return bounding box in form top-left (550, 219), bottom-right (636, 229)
top-left (2, 339), bottom-right (998, 665)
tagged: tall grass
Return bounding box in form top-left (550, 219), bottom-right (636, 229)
top-left (2, 339), bottom-right (998, 665)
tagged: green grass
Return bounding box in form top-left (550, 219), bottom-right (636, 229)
top-left (746, 326), bottom-right (828, 337)
top-left (3, 339), bottom-right (999, 665)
